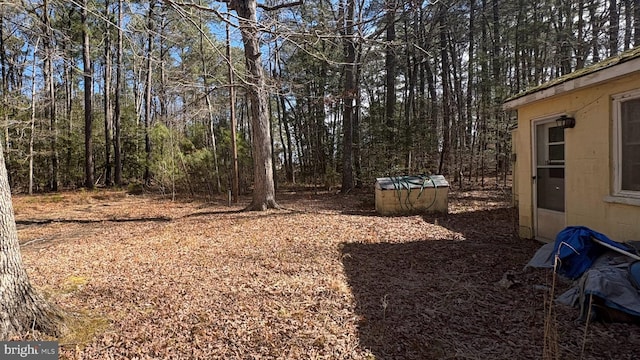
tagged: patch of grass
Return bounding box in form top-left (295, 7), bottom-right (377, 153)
top-left (127, 183), bottom-right (145, 195)
top-left (62, 276), bottom-right (88, 294)
top-left (91, 191), bottom-right (127, 201)
top-left (47, 195), bottom-right (66, 203)
top-left (59, 311), bottom-right (110, 351)
top-left (25, 194), bottom-right (66, 204)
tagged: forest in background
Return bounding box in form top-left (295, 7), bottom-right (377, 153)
top-left (1, 0), bottom-right (639, 196)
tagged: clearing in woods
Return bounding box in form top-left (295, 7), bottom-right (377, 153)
top-left (13, 187), bottom-right (640, 359)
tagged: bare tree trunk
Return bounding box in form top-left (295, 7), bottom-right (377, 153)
top-left (114, 0), bottom-right (123, 185)
top-left (205, 99), bottom-right (222, 194)
top-left (82, 0), bottom-right (94, 189)
top-left (0, 136), bottom-right (62, 339)
top-left (609, 0), bottom-right (620, 56)
top-left (227, 20), bottom-right (240, 201)
top-left (104, 0), bottom-right (113, 186)
top-left (159, 8), bottom-right (168, 123)
top-left (466, 0), bottom-right (476, 183)
top-left (276, 100), bottom-right (288, 181)
top-left (384, 0), bottom-right (397, 147)
top-left (0, 36), bottom-right (60, 335)
top-left (590, 1), bottom-right (601, 62)
top-left (29, 39), bottom-right (39, 196)
top-left (514, 0), bottom-right (523, 90)
top-left (42, 0), bottom-right (58, 191)
top-left (492, 0), bottom-right (503, 184)
top-left (0, 12), bottom-right (10, 187)
top-left (424, 59), bottom-right (438, 162)
top-left (478, 0), bottom-right (489, 186)
top-left (274, 45), bottom-right (293, 183)
top-left (402, 12), bottom-right (414, 172)
top-left (634, 0), bottom-right (640, 46)
top-left (143, 1), bottom-right (155, 185)
top-left (437, 6), bottom-right (451, 176)
top-left (576, 0), bottom-right (587, 69)
top-left (200, 8), bottom-right (221, 194)
top-left (269, 99), bottom-right (278, 192)
top-left (64, 7), bottom-right (73, 187)
top-left (277, 84), bottom-right (293, 182)
top-left (340, 0), bottom-right (356, 192)
top-left (448, 31), bottom-right (465, 188)
top-left (229, 0), bottom-right (278, 210)
top-left (353, 57), bottom-right (362, 188)
top-left (624, 0), bottom-right (633, 49)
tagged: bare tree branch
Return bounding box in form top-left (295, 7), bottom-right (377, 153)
top-left (161, 0), bottom-right (234, 25)
top-left (257, 0), bottom-right (302, 12)
top-left (165, 0), bottom-right (302, 20)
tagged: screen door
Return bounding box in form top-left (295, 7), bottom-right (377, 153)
top-left (534, 121), bottom-right (566, 241)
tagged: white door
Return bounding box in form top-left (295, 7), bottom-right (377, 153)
top-left (534, 120), bottom-right (566, 242)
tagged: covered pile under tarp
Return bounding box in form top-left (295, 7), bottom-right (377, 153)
top-left (527, 226), bottom-right (640, 322)
top-left (557, 251), bottom-right (640, 320)
top-left (553, 226), bottom-right (634, 279)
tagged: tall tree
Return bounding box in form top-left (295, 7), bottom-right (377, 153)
top-left (235, 0), bottom-right (275, 209)
top-left (576, 0), bottom-right (588, 69)
top-left (62, 5), bottom-right (75, 187)
top-left (624, 0), bottom-right (633, 49)
top-left (609, 0), bottom-right (620, 55)
top-left (82, 0), bottom-right (94, 189)
top-left (104, 0), bottom-right (114, 186)
top-left (384, 0), bottom-right (397, 145)
top-left (29, 39), bottom-right (39, 196)
top-left (466, 0), bottom-right (476, 164)
top-left (143, 0), bottom-right (155, 185)
top-left (0, 128), bottom-right (61, 339)
top-left (340, 0), bottom-right (356, 192)
top-left (114, 0), bottom-right (124, 185)
top-left (634, 0), bottom-right (640, 46)
top-left (42, 0), bottom-right (58, 191)
top-left (223, 0), bottom-right (302, 210)
top-left (0, 10), bottom-right (10, 183)
top-left (199, 6), bottom-right (221, 194)
top-left (227, 18), bottom-right (240, 201)
top-left (590, 0), bottom-right (602, 63)
top-left (437, 4), bottom-right (451, 176)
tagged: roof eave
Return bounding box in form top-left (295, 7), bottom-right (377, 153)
top-left (503, 56), bottom-right (640, 111)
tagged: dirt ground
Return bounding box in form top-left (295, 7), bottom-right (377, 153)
top-left (12, 186), bottom-right (640, 359)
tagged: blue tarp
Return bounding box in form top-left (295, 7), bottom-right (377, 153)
top-left (527, 228), bottom-right (640, 321)
top-left (555, 251), bottom-right (640, 320)
top-left (553, 226), bottom-right (633, 279)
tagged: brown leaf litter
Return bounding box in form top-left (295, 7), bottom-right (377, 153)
top-left (11, 188), bottom-right (640, 359)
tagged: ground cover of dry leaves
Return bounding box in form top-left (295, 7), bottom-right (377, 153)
top-left (12, 187), bottom-right (640, 359)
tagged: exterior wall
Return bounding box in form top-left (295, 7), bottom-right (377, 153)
top-left (512, 124), bottom-right (534, 239)
top-left (375, 187), bottom-right (449, 216)
top-left (511, 130), bottom-right (519, 208)
top-left (514, 72), bottom-right (640, 242)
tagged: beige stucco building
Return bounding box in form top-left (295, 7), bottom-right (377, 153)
top-left (504, 47), bottom-right (640, 243)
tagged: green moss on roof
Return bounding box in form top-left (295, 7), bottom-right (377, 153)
top-left (504, 46), bottom-right (640, 103)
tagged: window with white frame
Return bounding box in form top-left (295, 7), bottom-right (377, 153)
top-left (613, 90), bottom-right (640, 197)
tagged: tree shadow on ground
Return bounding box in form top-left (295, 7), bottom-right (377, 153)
top-left (341, 207), bottom-right (549, 359)
top-left (16, 216), bottom-right (172, 227)
top-left (182, 209), bottom-right (245, 218)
